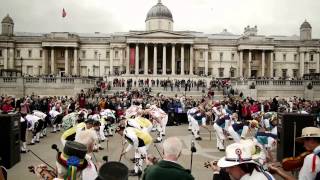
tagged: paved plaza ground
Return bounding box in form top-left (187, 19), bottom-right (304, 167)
top-left (8, 124), bottom-right (227, 180)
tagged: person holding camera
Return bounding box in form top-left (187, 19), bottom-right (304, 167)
top-left (142, 137), bottom-right (194, 180)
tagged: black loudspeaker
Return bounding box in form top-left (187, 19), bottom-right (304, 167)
top-left (0, 113), bottom-right (21, 169)
top-left (277, 113), bottom-right (316, 161)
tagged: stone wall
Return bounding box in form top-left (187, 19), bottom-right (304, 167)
top-left (0, 77), bottom-right (95, 98)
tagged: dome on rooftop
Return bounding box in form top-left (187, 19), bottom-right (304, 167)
top-left (1, 14), bottom-right (14, 24)
top-left (300, 20), bottom-right (311, 29)
top-left (146, 0), bottom-right (173, 22)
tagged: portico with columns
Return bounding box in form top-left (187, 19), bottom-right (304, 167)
top-left (42, 41), bottom-right (79, 76)
top-left (1, 2), bottom-right (319, 80)
top-left (124, 37), bottom-right (195, 76)
top-left (237, 45), bottom-right (275, 78)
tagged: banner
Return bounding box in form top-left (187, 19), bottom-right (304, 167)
top-left (62, 8), bottom-right (67, 18)
top-left (130, 48), bottom-right (135, 66)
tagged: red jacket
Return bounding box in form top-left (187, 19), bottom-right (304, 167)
top-left (2, 104), bottom-right (13, 113)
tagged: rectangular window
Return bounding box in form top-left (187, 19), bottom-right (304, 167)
top-left (94, 51), bottom-right (98, 59)
top-left (310, 69), bottom-right (316, 74)
top-left (115, 51), bottom-right (119, 58)
top-left (40, 50), bottom-right (43, 58)
top-left (218, 68), bottom-right (224, 77)
top-left (231, 53), bottom-right (235, 61)
top-left (293, 69), bottom-right (298, 77)
top-left (310, 54), bottom-right (314, 61)
top-left (230, 68), bottom-right (235, 77)
top-left (200, 51), bottom-right (203, 59)
top-left (61, 51), bottom-right (64, 58)
top-left (282, 69), bottom-right (287, 78)
top-left (17, 50), bottom-right (21, 58)
top-left (0, 49), bottom-right (2, 57)
top-left (283, 54), bottom-right (286, 61)
top-left (208, 52), bottom-right (212, 60)
top-left (273, 53), bottom-right (276, 61)
top-left (106, 51), bottom-right (110, 59)
top-left (219, 52), bottom-right (223, 61)
top-left (294, 54), bottom-right (297, 61)
top-left (252, 53), bottom-right (256, 60)
top-left (273, 69), bottom-right (276, 77)
top-left (82, 51), bottom-right (86, 58)
top-left (28, 50), bottom-right (32, 58)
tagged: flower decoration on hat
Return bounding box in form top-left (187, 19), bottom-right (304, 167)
top-left (235, 148), bottom-right (243, 162)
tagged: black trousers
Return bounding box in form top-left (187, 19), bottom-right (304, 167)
top-left (33, 120), bottom-right (44, 136)
top-left (20, 121), bottom-right (27, 142)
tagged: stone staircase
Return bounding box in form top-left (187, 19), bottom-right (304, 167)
top-left (105, 86), bottom-right (225, 100)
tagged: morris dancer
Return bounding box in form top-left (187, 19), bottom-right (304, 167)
top-left (26, 114), bottom-right (44, 145)
top-left (213, 112), bottom-right (231, 151)
top-left (32, 110), bottom-right (47, 138)
top-left (116, 125), bottom-right (152, 176)
top-left (189, 107), bottom-right (210, 141)
top-left (145, 105), bottom-right (168, 143)
top-left (49, 109), bottom-right (63, 133)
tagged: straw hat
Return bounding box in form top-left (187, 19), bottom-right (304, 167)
top-left (296, 127), bottom-right (320, 143)
top-left (217, 143), bottom-right (259, 168)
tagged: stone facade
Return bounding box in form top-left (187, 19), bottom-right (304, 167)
top-left (0, 1), bottom-right (319, 79)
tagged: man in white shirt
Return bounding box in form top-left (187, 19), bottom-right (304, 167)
top-left (25, 114), bottom-right (43, 145)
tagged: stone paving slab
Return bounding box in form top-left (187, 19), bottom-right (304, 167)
top-left (7, 125), bottom-right (231, 180)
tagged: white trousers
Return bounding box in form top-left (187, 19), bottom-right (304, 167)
top-left (134, 144), bottom-right (149, 173)
top-left (213, 123), bottom-right (225, 150)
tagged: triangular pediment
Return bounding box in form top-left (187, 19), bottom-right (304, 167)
top-left (130, 30), bottom-right (192, 38)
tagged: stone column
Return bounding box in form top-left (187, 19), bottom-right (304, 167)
top-left (248, 50), bottom-right (252, 78)
top-left (300, 52), bottom-right (304, 77)
top-left (41, 49), bottom-right (47, 75)
top-left (316, 52), bottom-right (320, 73)
top-left (51, 48), bottom-right (55, 74)
top-left (239, 51), bottom-right (243, 77)
top-left (144, 44), bottom-right (148, 75)
top-left (126, 45), bottom-right (130, 74)
top-left (181, 45), bottom-right (184, 75)
top-left (135, 44), bottom-right (139, 75)
top-left (9, 48), bottom-right (14, 69)
top-left (171, 44), bottom-right (175, 75)
top-left (65, 48), bottom-right (69, 75)
top-left (189, 45), bottom-right (194, 75)
top-left (306, 52), bottom-right (310, 74)
top-left (153, 44), bottom-right (157, 75)
top-left (270, 52), bottom-right (274, 77)
top-left (3, 48), bottom-right (8, 69)
top-left (205, 49), bottom-right (208, 76)
top-left (110, 47), bottom-right (114, 75)
top-left (162, 44), bottom-right (166, 75)
top-left (73, 48), bottom-right (78, 76)
top-left (119, 48), bottom-right (124, 73)
top-left (261, 51), bottom-right (265, 77)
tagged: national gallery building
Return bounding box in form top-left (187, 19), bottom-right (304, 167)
top-left (0, 0), bottom-right (319, 79)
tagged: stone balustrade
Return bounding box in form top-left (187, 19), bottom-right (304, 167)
top-left (0, 77), bottom-right (96, 97)
top-left (253, 80), bottom-right (319, 87)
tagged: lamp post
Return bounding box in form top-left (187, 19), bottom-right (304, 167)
top-left (20, 57), bottom-right (25, 96)
top-left (250, 61), bottom-right (253, 79)
top-left (20, 57), bottom-right (23, 76)
top-left (98, 53), bottom-right (101, 79)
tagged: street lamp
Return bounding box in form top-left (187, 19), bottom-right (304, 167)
top-left (98, 53), bottom-right (101, 79)
top-left (20, 57), bottom-right (23, 76)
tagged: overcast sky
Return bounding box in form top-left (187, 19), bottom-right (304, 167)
top-left (0, 0), bottom-right (319, 38)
